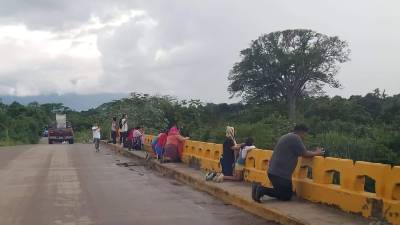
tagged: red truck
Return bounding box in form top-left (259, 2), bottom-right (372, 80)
top-left (48, 114), bottom-right (74, 144)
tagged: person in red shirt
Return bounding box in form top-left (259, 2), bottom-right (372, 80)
top-left (164, 126), bottom-right (189, 162)
top-left (155, 130), bottom-right (168, 159)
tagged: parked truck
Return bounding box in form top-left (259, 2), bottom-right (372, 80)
top-left (48, 114), bottom-right (74, 144)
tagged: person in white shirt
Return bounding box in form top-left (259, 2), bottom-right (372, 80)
top-left (119, 114), bottom-right (128, 146)
top-left (92, 123), bottom-right (101, 152)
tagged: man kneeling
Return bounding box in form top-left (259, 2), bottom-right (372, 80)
top-left (252, 124), bottom-right (324, 202)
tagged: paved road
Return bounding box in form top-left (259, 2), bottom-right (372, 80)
top-left (0, 143), bottom-right (274, 225)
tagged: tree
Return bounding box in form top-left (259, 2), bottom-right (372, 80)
top-left (228, 29), bottom-right (350, 121)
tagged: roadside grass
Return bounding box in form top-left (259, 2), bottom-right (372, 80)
top-left (74, 130), bottom-right (93, 144)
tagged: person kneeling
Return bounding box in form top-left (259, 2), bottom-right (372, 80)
top-left (213, 137), bottom-right (255, 182)
top-left (252, 124), bottom-right (324, 202)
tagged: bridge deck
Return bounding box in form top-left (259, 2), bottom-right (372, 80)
top-left (0, 143), bottom-right (274, 225)
top-left (118, 147), bottom-right (374, 225)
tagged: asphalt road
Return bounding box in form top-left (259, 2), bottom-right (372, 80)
top-left (0, 142), bottom-right (274, 225)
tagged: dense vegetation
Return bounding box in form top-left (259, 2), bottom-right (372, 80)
top-left (84, 90), bottom-right (399, 165)
top-left (1, 89), bottom-right (400, 165)
top-left (0, 101), bottom-right (93, 145)
top-left (0, 101), bottom-right (55, 145)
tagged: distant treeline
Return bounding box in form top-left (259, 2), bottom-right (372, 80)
top-left (0, 101), bottom-right (54, 145)
top-left (0, 101), bottom-right (91, 145)
top-left (89, 90), bottom-right (400, 165)
top-left (2, 90), bottom-right (400, 165)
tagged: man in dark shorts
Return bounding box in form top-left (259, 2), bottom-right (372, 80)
top-left (252, 124), bottom-right (324, 202)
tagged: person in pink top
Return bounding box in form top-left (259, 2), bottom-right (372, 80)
top-left (164, 125), bottom-right (189, 162)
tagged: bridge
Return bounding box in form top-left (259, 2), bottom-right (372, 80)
top-left (0, 136), bottom-right (397, 225)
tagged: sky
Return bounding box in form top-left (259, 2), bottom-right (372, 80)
top-left (0, 0), bottom-right (399, 104)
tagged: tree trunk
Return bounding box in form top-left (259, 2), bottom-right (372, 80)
top-left (288, 96), bottom-right (296, 121)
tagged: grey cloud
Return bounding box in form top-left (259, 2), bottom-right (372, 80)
top-left (1, 0), bottom-right (400, 102)
top-left (0, 0), bottom-right (139, 30)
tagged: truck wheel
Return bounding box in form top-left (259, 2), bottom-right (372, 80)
top-left (69, 139), bottom-right (74, 144)
top-left (49, 140), bottom-right (53, 144)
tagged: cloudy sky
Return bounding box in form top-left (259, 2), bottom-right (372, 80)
top-left (0, 0), bottom-right (399, 103)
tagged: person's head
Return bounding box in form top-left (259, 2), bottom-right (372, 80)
top-left (168, 123), bottom-right (177, 130)
top-left (168, 126), bottom-right (180, 135)
top-left (293, 124), bottom-right (309, 140)
top-left (244, 137), bottom-right (254, 146)
top-left (112, 117), bottom-right (116, 121)
top-left (225, 126), bottom-right (235, 140)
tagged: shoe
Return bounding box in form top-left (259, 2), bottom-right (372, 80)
top-left (204, 172), bottom-right (211, 180)
top-left (213, 173), bottom-right (224, 183)
top-left (212, 173), bottom-right (220, 182)
top-left (205, 171), bottom-right (217, 181)
top-left (251, 182), bottom-right (259, 201)
top-left (255, 185), bottom-right (263, 203)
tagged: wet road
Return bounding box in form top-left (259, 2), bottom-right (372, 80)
top-left (0, 142), bottom-right (274, 225)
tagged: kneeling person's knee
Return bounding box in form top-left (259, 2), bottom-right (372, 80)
top-left (278, 193), bottom-right (292, 201)
top-left (276, 186), bottom-right (293, 201)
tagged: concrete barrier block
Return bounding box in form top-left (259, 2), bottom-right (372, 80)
top-left (351, 161), bottom-right (391, 197)
top-left (143, 135), bottom-right (400, 223)
top-left (213, 144), bottom-right (222, 160)
top-left (384, 199), bottom-right (400, 225)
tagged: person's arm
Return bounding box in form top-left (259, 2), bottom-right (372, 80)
top-left (230, 144), bottom-right (242, 151)
top-left (177, 135), bottom-right (189, 142)
top-left (302, 147), bottom-right (325, 158)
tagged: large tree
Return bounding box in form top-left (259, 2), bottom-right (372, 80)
top-left (228, 29), bottom-right (350, 121)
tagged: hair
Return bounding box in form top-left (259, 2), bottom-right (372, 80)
top-left (112, 117), bottom-right (117, 121)
top-left (225, 126), bottom-right (237, 145)
top-left (293, 124), bottom-right (309, 133)
top-left (244, 137), bottom-right (254, 146)
top-left (168, 123), bottom-right (178, 130)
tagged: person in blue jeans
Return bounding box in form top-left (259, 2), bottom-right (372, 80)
top-left (252, 124), bottom-right (324, 202)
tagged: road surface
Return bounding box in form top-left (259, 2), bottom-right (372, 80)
top-left (0, 142), bottom-right (274, 225)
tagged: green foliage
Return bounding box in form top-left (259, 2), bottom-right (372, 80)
top-left (1, 89), bottom-right (399, 166)
top-left (74, 130), bottom-right (92, 144)
top-left (228, 29), bottom-right (350, 120)
top-left (0, 101), bottom-right (55, 146)
top-left (84, 91), bottom-right (399, 165)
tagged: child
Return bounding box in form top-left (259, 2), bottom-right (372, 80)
top-left (132, 127), bottom-right (143, 150)
top-left (155, 130), bottom-right (168, 160)
top-left (212, 137), bottom-right (256, 182)
top-left (92, 124), bottom-right (101, 152)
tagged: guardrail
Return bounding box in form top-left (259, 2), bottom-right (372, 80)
top-left (143, 135), bottom-right (400, 224)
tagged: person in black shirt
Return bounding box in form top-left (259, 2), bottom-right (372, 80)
top-left (219, 126), bottom-right (242, 179)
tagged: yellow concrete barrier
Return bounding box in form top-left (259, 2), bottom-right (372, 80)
top-left (145, 134), bottom-right (400, 224)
